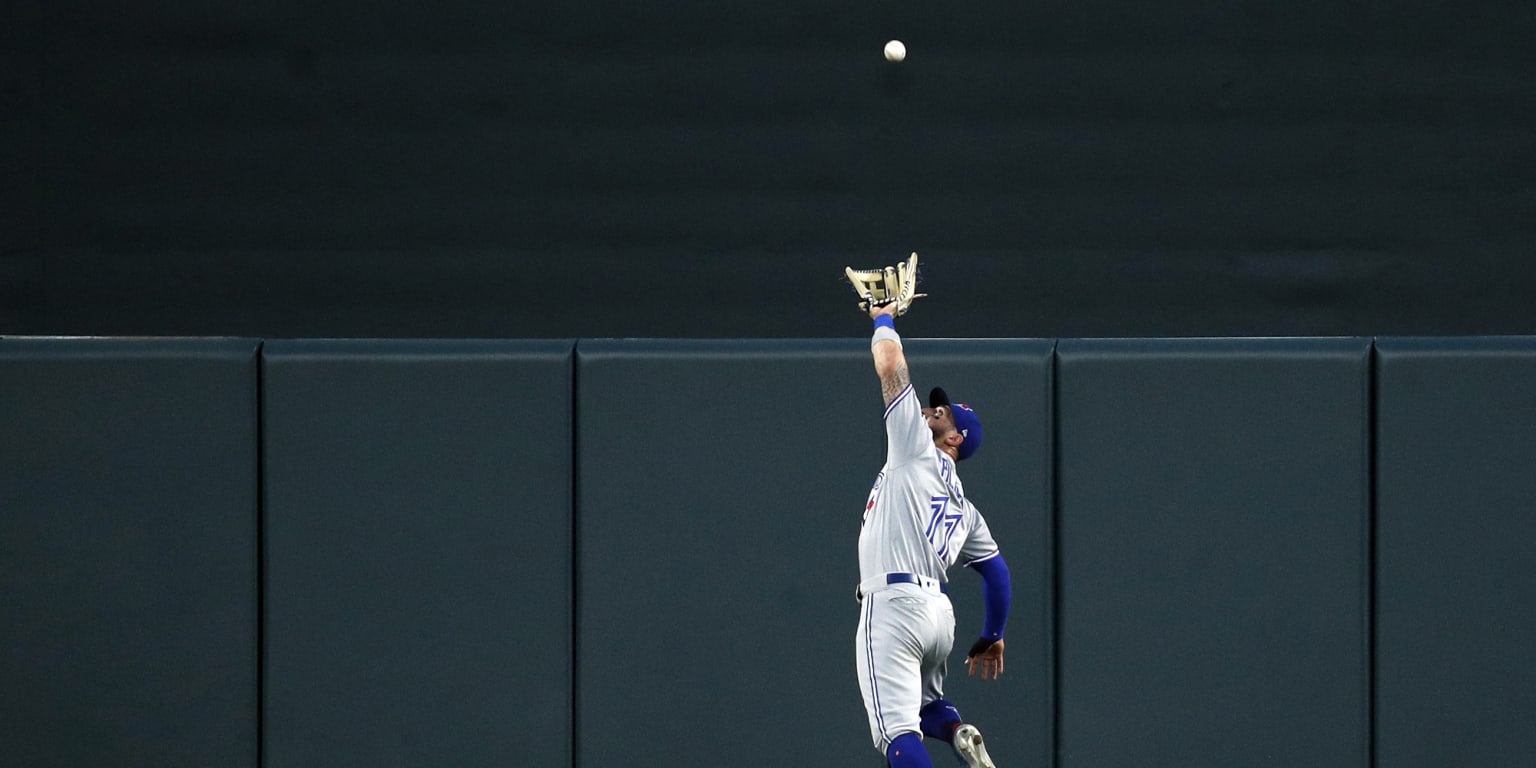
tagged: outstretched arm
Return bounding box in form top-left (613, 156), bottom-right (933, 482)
top-left (964, 553), bottom-right (1012, 681)
top-left (870, 303), bottom-right (909, 406)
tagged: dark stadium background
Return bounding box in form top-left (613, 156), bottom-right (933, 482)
top-left (4, 1), bottom-right (1534, 338)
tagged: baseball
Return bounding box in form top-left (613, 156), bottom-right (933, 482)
top-left (884, 40), bottom-right (906, 62)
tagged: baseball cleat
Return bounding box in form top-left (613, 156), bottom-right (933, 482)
top-left (953, 724), bottom-right (997, 768)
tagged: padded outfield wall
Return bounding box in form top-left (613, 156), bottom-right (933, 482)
top-left (2, 336), bottom-right (1533, 767)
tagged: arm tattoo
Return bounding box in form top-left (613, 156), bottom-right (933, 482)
top-left (881, 364), bottom-right (910, 407)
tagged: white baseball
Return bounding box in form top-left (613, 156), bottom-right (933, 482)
top-left (883, 40), bottom-right (906, 62)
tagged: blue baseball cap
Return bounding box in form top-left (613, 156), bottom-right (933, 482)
top-left (929, 387), bottom-right (984, 461)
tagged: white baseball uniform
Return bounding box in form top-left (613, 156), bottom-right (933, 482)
top-left (855, 383), bottom-right (1001, 752)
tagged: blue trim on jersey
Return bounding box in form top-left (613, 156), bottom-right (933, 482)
top-left (883, 384), bottom-right (915, 420)
top-left (963, 550), bottom-right (1001, 567)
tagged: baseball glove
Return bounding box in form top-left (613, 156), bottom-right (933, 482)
top-left (844, 252), bottom-right (927, 315)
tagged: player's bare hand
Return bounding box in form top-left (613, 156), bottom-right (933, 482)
top-left (868, 302), bottom-right (899, 321)
top-left (965, 638), bottom-right (1005, 681)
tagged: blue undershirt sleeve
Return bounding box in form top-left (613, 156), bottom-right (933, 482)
top-left (967, 553), bottom-right (1011, 641)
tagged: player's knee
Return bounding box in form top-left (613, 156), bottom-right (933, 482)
top-left (885, 732), bottom-right (933, 768)
top-left (918, 698), bottom-right (963, 743)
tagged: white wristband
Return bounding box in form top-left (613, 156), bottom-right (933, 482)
top-left (872, 326), bottom-right (902, 349)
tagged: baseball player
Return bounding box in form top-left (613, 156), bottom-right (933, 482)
top-left (855, 302), bottom-right (1012, 768)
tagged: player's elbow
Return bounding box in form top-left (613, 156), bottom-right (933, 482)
top-left (871, 342), bottom-right (904, 376)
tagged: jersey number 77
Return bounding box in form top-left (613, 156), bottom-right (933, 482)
top-left (925, 495), bottom-right (962, 558)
